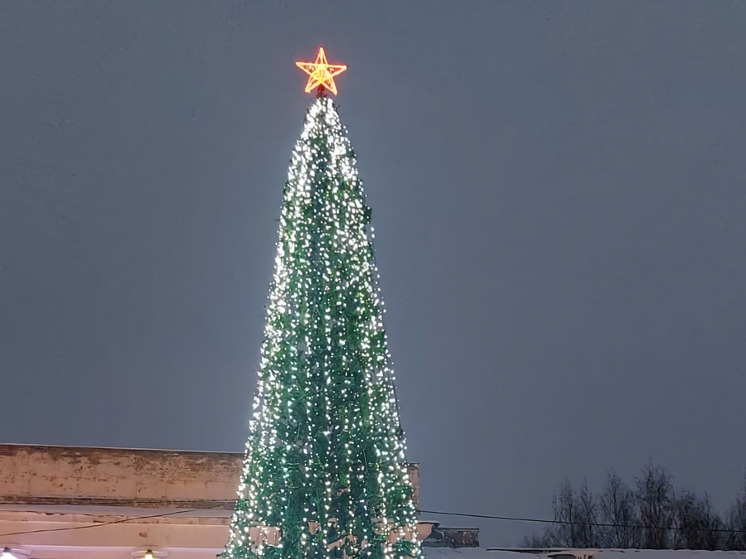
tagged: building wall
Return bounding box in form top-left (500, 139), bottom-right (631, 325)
top-left (0, 444), bottom-right (239, 510)
top-left (0, 444), bottom-right (422, 559)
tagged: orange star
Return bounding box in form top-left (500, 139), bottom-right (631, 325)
top-left (296, 47), bottom-right (347, 96)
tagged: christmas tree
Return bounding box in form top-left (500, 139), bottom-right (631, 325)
top-left (222, 48), bottom-right (421, 559)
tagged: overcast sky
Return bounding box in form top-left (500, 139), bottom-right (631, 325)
top-left (2, 1), bottom-right (746, 546)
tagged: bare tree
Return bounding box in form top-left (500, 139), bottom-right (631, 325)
top-left (536, 479), bottom-right (601, 548)
top-left (636, 462), bottom-right (675, 549)
top-left (522, 532), bottom-right (555, 548)
top-left (553, 479), bottom-right (580, 547)
top-left (528, 462), bottom-right (744, 551)
top-left (576, 479), bottom-right (600, 547)
top-left (523, 480), bottom-right (579, 548)
top-left (599, 470), bottom-right (640, 548)
top-left (726, 476), bottom-right (746, 550)
top-left (673, 491), bottom-right (724, 550)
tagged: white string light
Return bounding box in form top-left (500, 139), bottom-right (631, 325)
top-left (222, 98), bottom-right (420, 559)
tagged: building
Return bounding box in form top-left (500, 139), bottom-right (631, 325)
top-left (0, 443), bottom-right (475, 559)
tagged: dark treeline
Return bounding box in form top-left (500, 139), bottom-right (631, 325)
top-left (525, 462), bottom-right (746, 550)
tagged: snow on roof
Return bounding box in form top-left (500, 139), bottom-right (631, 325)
top-left (424, 548), bottom-right (535, 559)
top-left (595, 552), bottom-right (746, 559)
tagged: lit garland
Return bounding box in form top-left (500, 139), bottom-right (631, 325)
top-left (222, 98), bottom-right (421, 559)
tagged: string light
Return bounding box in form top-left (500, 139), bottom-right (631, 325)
top-left (222, 95), bottom-right (420, 559)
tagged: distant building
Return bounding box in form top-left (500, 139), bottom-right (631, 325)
top-left (0, 444), bottom-right (478, 559)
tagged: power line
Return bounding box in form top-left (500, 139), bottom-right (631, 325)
top-left (0, 503), bottom-right (226, 539)
top-left (1, 502), bottom-right (745, 538)
top-left (418, 509), bottom-right (558, 525)
top-left (419, 509), bottom-right (746, 535)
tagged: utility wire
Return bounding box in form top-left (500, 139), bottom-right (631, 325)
top-left (4, 498), bottom-right (742, 533)
top-left (1, 501), bottom-right (745, 538)
top-left (418, 509), bottom-right (746, 535)
top-left (0, 503), bottom-right (226, 539)
top-left (418, 509), bottom-right (558, 525)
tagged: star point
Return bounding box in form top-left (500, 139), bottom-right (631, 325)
top-left (296, 47), bottom-right (347, 96)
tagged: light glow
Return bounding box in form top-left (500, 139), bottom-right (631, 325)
top-left (296, 47), bottom-right (347, 95)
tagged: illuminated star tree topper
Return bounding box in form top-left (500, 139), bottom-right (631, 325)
top-left (296, 46), bottom-right (347, 96)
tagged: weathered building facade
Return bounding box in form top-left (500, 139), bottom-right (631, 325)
top-left (0, 444), bottom-right (444, 559)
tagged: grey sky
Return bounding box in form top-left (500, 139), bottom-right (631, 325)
top-left (2, 0), bottom-right (746, 546)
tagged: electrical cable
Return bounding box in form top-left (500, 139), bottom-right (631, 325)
top-left (0, 503), bottom-right (227, 539)
top-left (418, 509), bottom-right (746, 534)
top-left (1, 501), bottom-right (745, 538)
